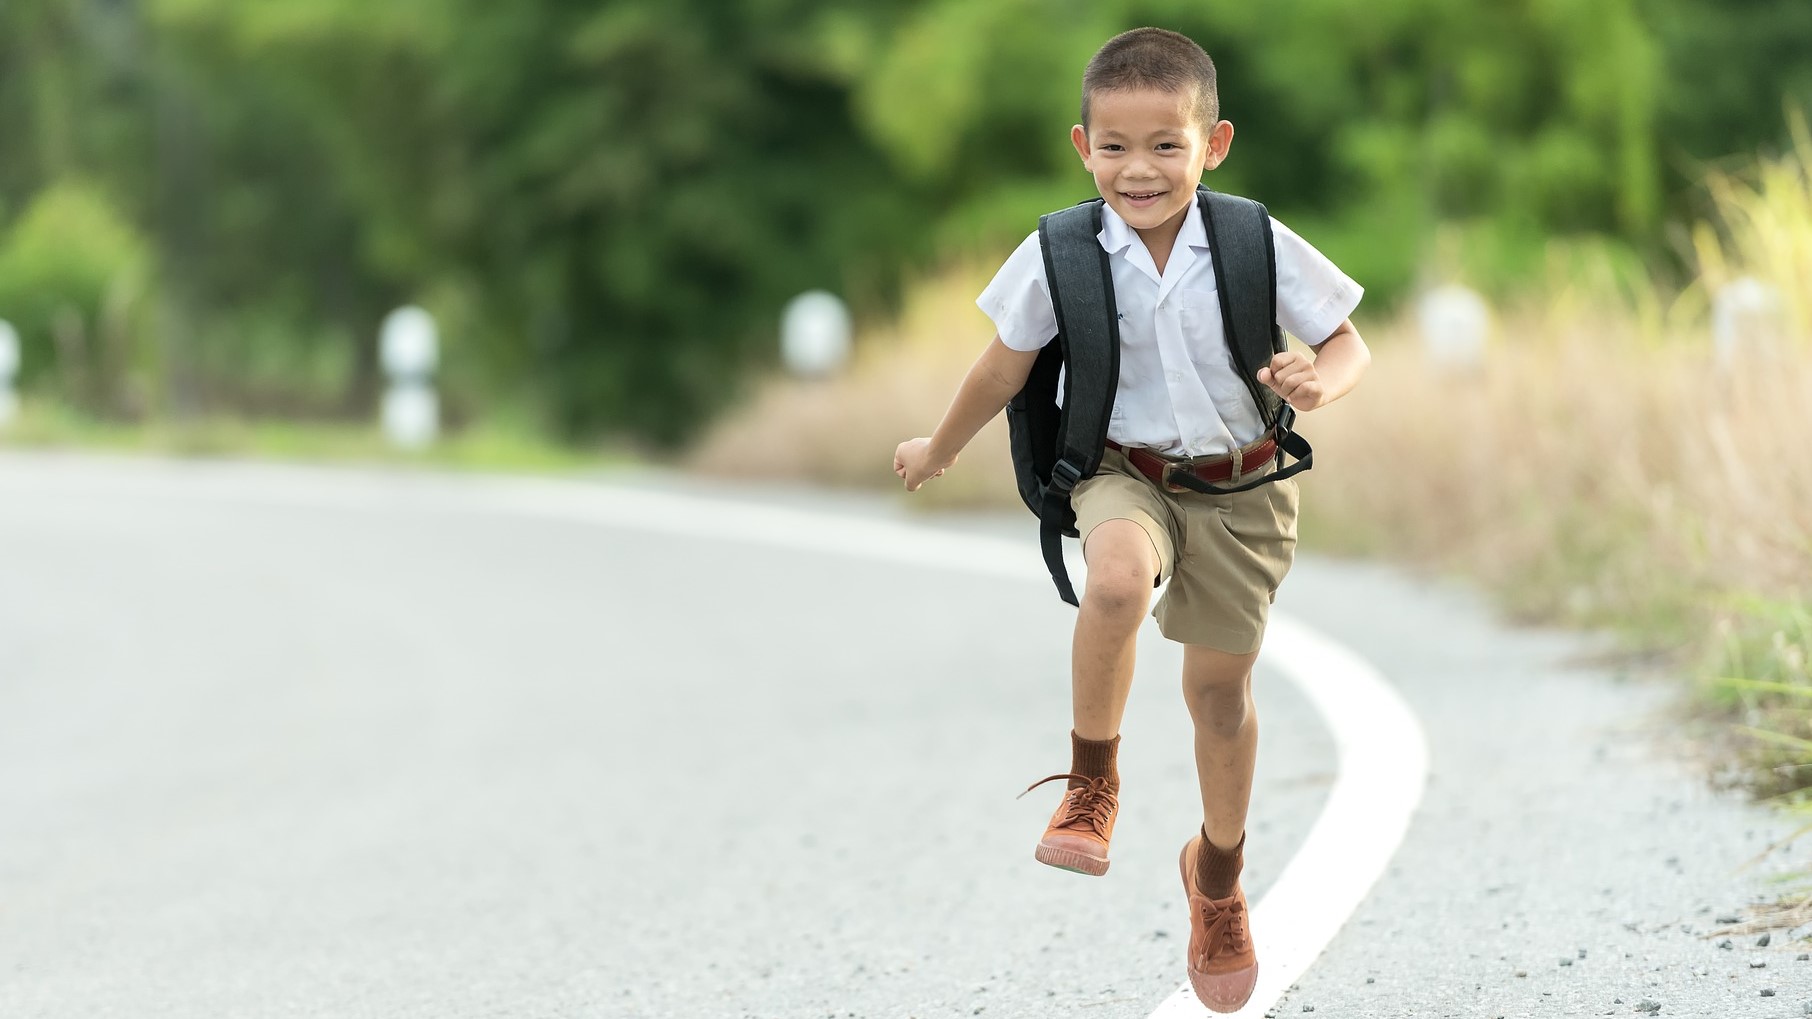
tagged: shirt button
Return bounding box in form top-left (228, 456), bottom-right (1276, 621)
top-left (1167, 370), bottom-right (1184, 382)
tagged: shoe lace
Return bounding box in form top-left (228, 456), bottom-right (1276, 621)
top-left (1016, 773), bottom-right (1118, 837)
top-left (1192, 893), bottom-right (1249, 963)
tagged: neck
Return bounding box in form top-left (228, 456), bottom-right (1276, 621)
top-left (1134, 209), bottom-right (1188, 276)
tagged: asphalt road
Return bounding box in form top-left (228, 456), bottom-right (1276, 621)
top-left (0, 453), bottom-right (1806, 1018)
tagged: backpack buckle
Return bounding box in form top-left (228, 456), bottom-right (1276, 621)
top-left (1049, 460), bottom-right (1084, 495)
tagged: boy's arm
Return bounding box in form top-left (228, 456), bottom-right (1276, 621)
top-left (1256, 318), bottom-right (1369, 412)
top-left (894, 336), bottom-right (1041, 492)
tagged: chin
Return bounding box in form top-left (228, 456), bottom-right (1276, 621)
top-left (1119, 200), bottom-right (1188, 226)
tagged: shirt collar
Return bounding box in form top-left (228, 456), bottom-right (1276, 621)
top-left (1178, 191), bottom-right (1210, 250)
top-left (1096, 191), bottom-right (1210, 287)
top-left (1097, 202), bottom-right (1136, 254)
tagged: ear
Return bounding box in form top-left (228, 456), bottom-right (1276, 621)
top-left (1070, 124), bottom-right (1091, 167)
top-left (1203, 119), bottom-right (1235, 171)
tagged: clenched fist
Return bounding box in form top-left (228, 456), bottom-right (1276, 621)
top-left (893, 437), bottom-right (955, 492)
top-left (1256, 351), bottom-right (1325, 412)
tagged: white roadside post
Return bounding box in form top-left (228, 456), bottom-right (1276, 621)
top-left (1712, 275), bottom-right (1785, 372)
top-left (0, 320), bottom-right (19, 429)
top-left (780, 290), bottom-right (852, 379)
top-left (1416, 284), bottom-right (1489, 374)
top-left (379, 305), bottom-right (439, 451)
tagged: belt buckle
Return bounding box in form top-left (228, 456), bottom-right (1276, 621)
top-left (1160, 457), bottom-right (1194, 494)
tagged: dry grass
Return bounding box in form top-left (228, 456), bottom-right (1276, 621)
top-left (689, 263), bottom-right (1022, 512)
top-left (1704, 894), bottom-right (1812, 941)
top-left (1302, 312), bottom-right (1812, 630)
top-left (1695, 115), bottom-right (1812, 341)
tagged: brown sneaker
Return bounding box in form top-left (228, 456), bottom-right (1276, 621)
top-left (1179, 836), bottom-right (1258, 1012)
top-left (1019, 773), bottom-right (1118, 876)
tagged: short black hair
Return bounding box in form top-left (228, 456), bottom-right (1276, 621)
top-left (1080, 28), bottom-right (1219, 132)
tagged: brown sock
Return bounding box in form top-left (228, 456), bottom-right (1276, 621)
top-left (1195, 828), bottom-right (1245, 899)
top-left (1070, 731), bottom-right (1120, 791)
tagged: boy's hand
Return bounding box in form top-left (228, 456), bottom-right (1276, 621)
top-left (893, 437), bottom-right (955, 492)
top-left (1256, 351), bottom-right (1325, 412)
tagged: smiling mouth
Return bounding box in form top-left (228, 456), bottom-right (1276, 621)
top-left (1123, 190), bottom-right (1165, 201)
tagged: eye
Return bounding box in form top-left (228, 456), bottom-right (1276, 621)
top-left (1156, 142), bottom-right (1179, 151)
top-left (1100, 144), bottom-right (1124, 152)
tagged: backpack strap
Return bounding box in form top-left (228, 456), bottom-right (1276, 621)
top-left (1035, 199), bottom-right (1120, 606)
top-left (1180, 186), bottom-right (1314, 495)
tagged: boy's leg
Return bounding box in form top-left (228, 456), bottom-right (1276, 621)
top-left (1151, 475), bottom-right (1293, 1012)
top-left (1029, 517), bottom-right (1161, 876)
top-left (1181, 643), bottom-right (1261, 857)
top-left (1177, 642), bottom-right (1263, 1013)
top-left (1072, 518), bottom-right (1162, 739)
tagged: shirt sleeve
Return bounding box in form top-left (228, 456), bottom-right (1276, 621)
top-left (977, 231), bottom-right (1059, 352)
top-left (1271, 217), bottom-right (1362, 347)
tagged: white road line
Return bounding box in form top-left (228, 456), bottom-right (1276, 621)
top-left (0, 455), bottom-right (1430, 1016)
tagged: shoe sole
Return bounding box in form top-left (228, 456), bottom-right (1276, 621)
top-left (1178, 840), bottom-right (1258, 1013)
top-left (1035, 842), bottom-right (1109, 876)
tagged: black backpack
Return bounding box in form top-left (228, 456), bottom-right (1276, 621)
top-left (1006, 185), bottom-right (1313, 606)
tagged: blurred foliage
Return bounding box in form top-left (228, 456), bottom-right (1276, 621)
top-left (1694, 113), bottom-right (1812, 340)
top-left (0, 0), bottom-right (1809, 445)
top-left (1707, 598), bottom-right (1812, 807)
top-left (0, 181), bottom-right (151, 412)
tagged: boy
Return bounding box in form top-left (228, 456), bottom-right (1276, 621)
top-left (891, 28), bottom-right (1369, 1012)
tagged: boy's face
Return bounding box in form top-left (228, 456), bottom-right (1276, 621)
top-left (1071, 87), bottom-right (1233, 237)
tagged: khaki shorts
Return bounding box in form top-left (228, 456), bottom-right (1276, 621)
top-left (1071, 445), bottom-right (1299, 654)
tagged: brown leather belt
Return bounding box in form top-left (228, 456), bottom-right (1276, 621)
top-left (1105, 437), bottom-right (1278, 493)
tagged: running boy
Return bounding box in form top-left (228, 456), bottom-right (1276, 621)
top-left (891, 28), bottom-right (1369, 1012)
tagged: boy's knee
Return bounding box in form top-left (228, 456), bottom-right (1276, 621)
top-left (1181, 647), bottom-right (1258, 707)
top-left (1082, 519), bottom-right (1160, 605)
top-left (1183, 671), bottom-right (1251, 709)
top-left (1183, 673), bottom-right (1254, 737)
top-left (1082, 562), bottom-right (1153, 619)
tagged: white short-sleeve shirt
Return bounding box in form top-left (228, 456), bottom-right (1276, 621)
top-left (977, 199), bottom-right (1362, 457)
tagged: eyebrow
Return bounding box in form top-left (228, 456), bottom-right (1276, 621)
top-left (1093, 127), bottom-right (1186, 140)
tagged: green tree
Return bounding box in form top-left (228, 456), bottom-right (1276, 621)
top-left (144, 0), bottom-right (929, 443)
top-left (1642, 0), bottom-right (1812, 179)
top-left (0, 182), bottom-right (150, 411)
